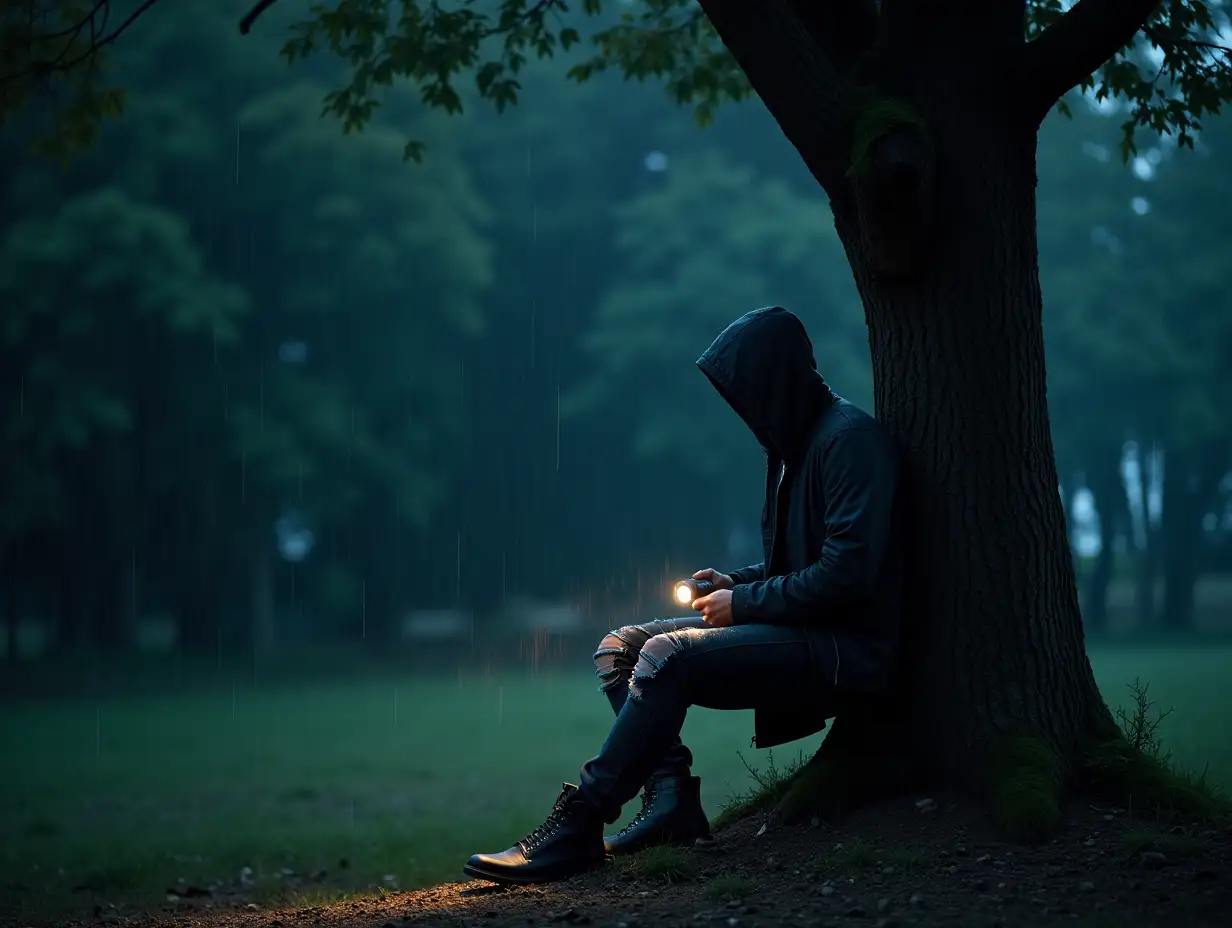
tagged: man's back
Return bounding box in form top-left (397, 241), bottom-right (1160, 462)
top-left (777, 396), bottom-right (905, 693)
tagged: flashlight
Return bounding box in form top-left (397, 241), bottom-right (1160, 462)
top-left (674, 578), bottom-right (714, 605)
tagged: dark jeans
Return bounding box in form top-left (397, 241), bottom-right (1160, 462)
top-left (580, 616), bottom-right (821, 824)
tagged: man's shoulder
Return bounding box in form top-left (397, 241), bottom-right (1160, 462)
top-left (818, 397), bottom-right (882, 438)
top-left (811, 398), bottom-right (895, 459)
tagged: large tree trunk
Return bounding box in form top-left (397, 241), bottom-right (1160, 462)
top-left (840, 120), bottom-right (1108, 789)
top-left (698, 0), bottom-right (1166, 836)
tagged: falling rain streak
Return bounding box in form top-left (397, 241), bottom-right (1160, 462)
top-left (130, 548), bottom-right (138, 625)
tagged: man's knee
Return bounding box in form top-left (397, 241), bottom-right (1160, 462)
top-left (592, 631), bottom-right (630, 690)
top-left (629, 632), bottom-right (688, 702)
top-left (593, 624), bottom-right (652, 690)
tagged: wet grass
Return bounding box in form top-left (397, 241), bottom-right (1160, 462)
top-left (1, 644), bottom-right (1229, 923)
top-left (617, 845), bottom-right (700, 884)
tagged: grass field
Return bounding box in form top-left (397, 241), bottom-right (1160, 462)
top-left (2, 644), bottom-right (1230, 923)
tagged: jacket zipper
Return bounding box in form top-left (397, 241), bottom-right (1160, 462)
top-left (830, 632), bottom-right (841, 686)
top-left (765, 461), bottom-right (787, 574)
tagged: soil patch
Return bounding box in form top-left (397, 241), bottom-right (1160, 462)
top-left (26, 797), bottom-right (1232, 928)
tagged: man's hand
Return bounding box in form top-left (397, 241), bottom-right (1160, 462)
top-left (693, 588), bottom-right (734, 628)
top-left (692, 568), bottom-right (733, 590)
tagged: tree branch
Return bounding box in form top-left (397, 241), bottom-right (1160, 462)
top-left (1143, 24), bottom-right (1232, 61)
top-left (239, 0), bottom-right (283, 35)
top-left (695, 0), bottom-right (870, 193)
top-left (1021, 0), bottom-right (1162, 122)
top-left (0, 0), bottom-right (163, 87)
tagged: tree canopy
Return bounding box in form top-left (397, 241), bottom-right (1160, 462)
top-left (3, 2), bottom-right (1231, 166)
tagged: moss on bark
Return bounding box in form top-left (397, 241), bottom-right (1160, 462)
top-left (984, 731), bottom-right (1065, 842)
top-left (846, 93), bottom-right (932, 179)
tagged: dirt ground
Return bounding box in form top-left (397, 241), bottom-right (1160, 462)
top-left (27, 796), bottom-right (1232, 928)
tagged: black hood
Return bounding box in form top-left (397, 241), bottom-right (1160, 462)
top-left (696, 306), bottom-right (833, 461)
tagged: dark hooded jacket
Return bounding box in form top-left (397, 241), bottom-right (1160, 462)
top-left (696, 306), bottom-right (904, 749)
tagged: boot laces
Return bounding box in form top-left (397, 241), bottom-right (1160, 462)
top-left (520, 794), bottom-right (570, 850)
top-left (615, 782), bottom-right (658, 837)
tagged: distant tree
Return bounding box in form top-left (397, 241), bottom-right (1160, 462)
top-left (9, 0), bottom-right (1232, 834)
top-left (565, 148), bottom-right (869, 521)
top-left (1040, 103), bottom-right (1232, 633)
top-left (1092, 114), bottom-right (1232, 632)
top-left (0, 187), bottom-right (248, 648)
top-left (1, 4), bottom-right (496, 650)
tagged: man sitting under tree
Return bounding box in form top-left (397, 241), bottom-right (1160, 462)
top-left (464, 306), bottom-right (904, 885)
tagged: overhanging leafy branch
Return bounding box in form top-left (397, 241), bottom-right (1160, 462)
top-left (1024, 0), bottom-right (1232, 159)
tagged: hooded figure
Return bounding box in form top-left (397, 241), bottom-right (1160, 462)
top-left (461, 307), bottom-right (906, 889)
top-left (696, 306), bottom-right (904, 747)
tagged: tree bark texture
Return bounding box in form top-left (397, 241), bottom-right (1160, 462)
top-left (836, 118), bottom-right (1109, 786)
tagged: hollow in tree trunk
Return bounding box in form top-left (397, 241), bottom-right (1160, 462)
top-left (692, 0), bottom-right (1185, 837)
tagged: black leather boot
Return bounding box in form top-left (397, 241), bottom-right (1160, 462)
top-left (603, 773), bottom-right (711, 856)
top-left (464, 783), bottom-right (606, 885)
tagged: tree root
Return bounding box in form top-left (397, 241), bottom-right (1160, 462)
top-left (1081, 737), bottom-right (1230, 825)
top-left (984, 730), bottom-right (1065, 843)
top-left (724, 694), bottom-right (1228, 842)
top-left (769, 697), bottom-right (913, 826)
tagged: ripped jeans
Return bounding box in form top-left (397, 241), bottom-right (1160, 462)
top-left (578, 616), bottom-right (820, 824)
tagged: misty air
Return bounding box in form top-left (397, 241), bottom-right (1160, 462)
top-left (1, 2), bottom-right (1230, 927)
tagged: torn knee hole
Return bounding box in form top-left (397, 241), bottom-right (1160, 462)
top-left (628, 634), bottom-right (685, 702)
top-left (593, 633), bottom-right (634, 690)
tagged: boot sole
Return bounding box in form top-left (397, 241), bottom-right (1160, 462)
top-left (463, 856), bottom-right (605, 886)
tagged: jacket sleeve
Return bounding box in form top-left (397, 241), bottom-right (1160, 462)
top-left (727, 562), bottom-right (765, 585)
top-left (729, 425), bottom-right (898, 626)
